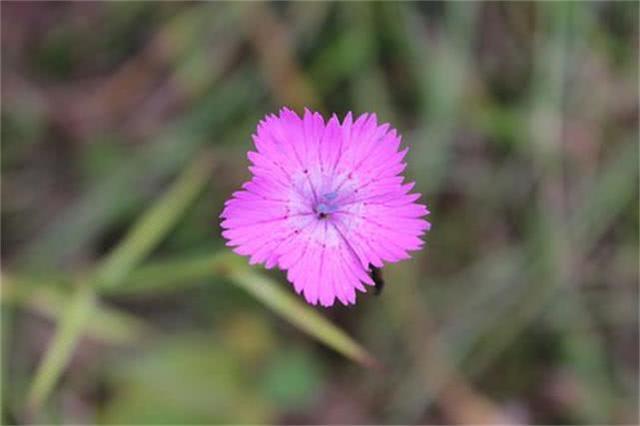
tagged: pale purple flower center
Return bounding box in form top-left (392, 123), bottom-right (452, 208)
top-left (315, 192), bottom-right (339, 219)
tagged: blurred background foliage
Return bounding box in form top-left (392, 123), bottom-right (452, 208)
top-left (1, 1), bottom-right (638, 424)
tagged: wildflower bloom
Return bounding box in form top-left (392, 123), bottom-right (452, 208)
top-left (221, 108), bottom-right (430, 307)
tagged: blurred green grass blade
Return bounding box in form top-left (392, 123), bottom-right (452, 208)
top-left (9, 250), bottom-right (380, 371)
top-left (95, 150), bottom-right (215, 290)
top-left (230, 268), bottom-right (380, 370)
top-left (400, 1), bottom-right (477, 193)
top-left (390, 137), bottom-right (638, 419)
top-left (571, 138), bottom-right (639, 247)
top-left (26, 151), bottom-right (214, 411)
top-left (2, 275), bottom-right (149, 344)
top-left (459, 141), bottom-right (638, 402)
top-left (345, 2), bottom-right (395, 122)
top-left (19, 69), bottom-right (259, 272)
top-left (104, 252), bottom-right (233, 296)
top-left (106, 252), bottom-right (380, 370)
top-left (308, 27), bottom-right (369, 95)
top-left (26, 283), bottom-right (95, 411)
top-left (1, 293), bottom-right (16, 425)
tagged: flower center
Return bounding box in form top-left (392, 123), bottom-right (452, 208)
top-left (314, 192), bottom-right (339, 219)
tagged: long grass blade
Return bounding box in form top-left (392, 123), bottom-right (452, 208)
top-left (26, 283), bottom-right (95, 411)
top-left (2, 275), bottom-right (149, 344)
top-left (110, 252), bottom-right (381, 369)
top-left (95, 150), bottom-right (215, 290)
top-left (229, 267), bottom-right (380, 370)
top-left (25, 150), bottom-right (214, 411)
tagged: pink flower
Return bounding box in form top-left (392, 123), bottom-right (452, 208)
top-left (221, 108), bottom-right (430, 307)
